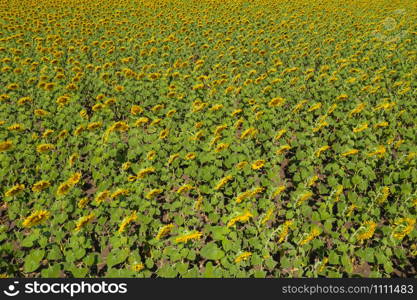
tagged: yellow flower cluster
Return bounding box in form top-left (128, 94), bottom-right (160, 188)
top-left (57, 173), bottom-right (82, 196)
top-left (299, 227), bottom-right (321, 246)
top-left (227, 211), bottom-right (253, 227)
top-left (5, 184), bottom-right (25, 197)
top-left (392, 218), bottom-right (415, 240)
top-left (118, 211), bottom-right (138, 233)
top-left (235, 252), bottom-right (252, 263)
top-left (75, 213), bottom-right (95, 232)
top-left (174, 231), bottom-right (203, 243)
top-left (356, 221), bottom-right (377, 243)
top-left (214, 175), bottom-right (233, 190)
top-left (156, 224), bottom-right (175, 240)
top-left (278, 220), bottom-right (294, 243)
top-left (22, 210), bottom-right (50, 228)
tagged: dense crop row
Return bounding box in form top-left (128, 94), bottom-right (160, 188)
top-left (0, 0), bottom-right (416, 277)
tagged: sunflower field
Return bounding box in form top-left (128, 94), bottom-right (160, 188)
top-left (1, 0), bottom-right (417, 278)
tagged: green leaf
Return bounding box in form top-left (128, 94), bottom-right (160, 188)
top-left (69, 266), bottom-right (89, 278)
top-left (74, 248), bottom-right (86, 260)
top-left (176, 262), bottom-right (189, 275)
top-left (106, 268), bottom-right (134, 278)
top-left (41, 264), bottom-right (61, 278)
top-left (157, 264), bottom-right (178, 278)
top-left (24, 249), bottom-right (45, 273)
top-left (383, 262), bottom-right (394, 274)
top-left (329, 251), bottom-right (340, 265)
top-left (351, 174), bottom-right (362, 185)
top-left (107, 248), bottom-right (130, 268)
top-left (253, 270), bottom-right (267, 278)
top-left (210, 226), bottom-right (230, 240)
top-left (83, 253), bottom-right (97, 266)
top-left (203, 261), bottom-right (215, 278)
top-left (21, 235), bottom-right (37, 248)
top-left (364, 248), bottom-right (375, 263)
top-left (47, 246), bottom-right (63, 261)
top-left (222, 239), bottom-right (232, 252)
top-left (200, 242), bottom-right (225, 260)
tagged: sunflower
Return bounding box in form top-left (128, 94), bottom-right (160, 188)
top-left (251, 160), bottom-right (265, 170)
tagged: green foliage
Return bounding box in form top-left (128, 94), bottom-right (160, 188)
top-left (0, 0), bottom-right (416, 279)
